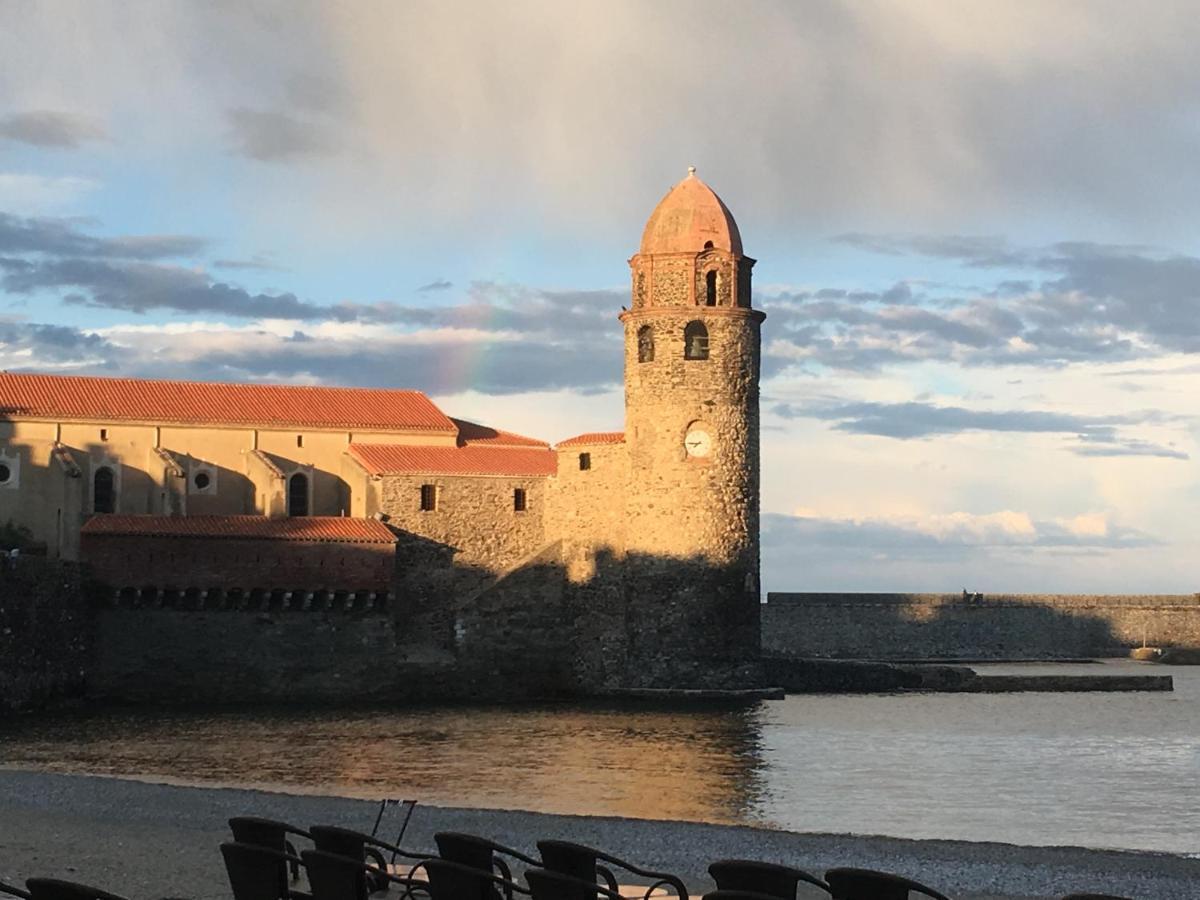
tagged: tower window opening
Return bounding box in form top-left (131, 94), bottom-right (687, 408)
top-left (94, 466), bottom-right (115, 514)
top-left (513, 488), bottom-right (527, 512)
top-left (420, 483), bottom-right (437, 511)
top-left (578, 452), bottom-right (591, 471)
top-left (704, 240), bottom-right (714, 250)
top-left (288, 472), bottom-right (309, 516)
top-left (0, 464), bottom-right (9, 484)
top-left (99, 428), bottom-right (108, 442)
top-left (637, 325), bottom-right (654, 363)
top-left (684, 321), bottom-right (710, 360)
top-left (705, 270), bottom-right (717, 306)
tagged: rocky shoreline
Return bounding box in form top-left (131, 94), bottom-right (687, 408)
top-left (0, 770), bottom-right (1196, 900)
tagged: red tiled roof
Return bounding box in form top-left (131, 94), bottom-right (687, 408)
top-left (80, 515), bottom-right (397, 543)
top-left (348, 443), bottom-right (556, 477)
top-left (0, 372), bottom-right (457, 432)
top-left (556, 431), bottom-right (625, 448)
top-left (451, 417), bottom-right (549, 448)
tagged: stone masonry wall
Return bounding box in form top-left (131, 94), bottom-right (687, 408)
top-left (763, 592), bottom-right (1200, 659)
top-left (0, 559), bottom-right (89, 713)
top-left (545, 443), bottom-right (629, 553)
top-left (80, 533), bottom-right (395, 593)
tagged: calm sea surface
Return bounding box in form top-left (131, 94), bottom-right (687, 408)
top-left (1, 661), bottom-right (1197, 856)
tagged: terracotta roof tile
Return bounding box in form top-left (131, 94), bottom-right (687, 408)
top-left (348, 443), bottom-right (556, 477)
top-left (451, 417), bottom-right (549, 448)
top-left (80, 515), bottom-right (397, 543)
top-left (556, 431), bottom-right (625, 448)
top-left (0, 372), bottom-right (456, 432)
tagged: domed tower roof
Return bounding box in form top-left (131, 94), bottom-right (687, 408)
top-left (639, 167), bottom-right (743, 256)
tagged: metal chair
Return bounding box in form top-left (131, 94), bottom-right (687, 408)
top-left (0, 883), bottom-right (31, 900)
top-left (24, 882), bottom-right (129, 900)
top-left (525, 868), bottom-right (627, 900)
top-left (309, 824), bottom-right (433, 891)
top-left (703, 892), bottom-right (811, 900)
top-left (537, 840), bottom-right (689, 900)
top-left (221, 842), bottom-right (311, 900)
top-left (301, 849), bottom-right (427, 900)
top-left (409, 858), bottom-right (531, 900)
top-left (1062, 895), bottom-right (1132, 900)
top-left (434, 833), bottom-right (542, 900)
top-left (229, 816), bottom-right (313, 889)
top-left (709, 861), bottom-right (830, 898)
top-left (824, 868), bottom-right (951, 900)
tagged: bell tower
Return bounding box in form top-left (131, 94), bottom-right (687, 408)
top-left (618, 167), bottom-right (765, 674)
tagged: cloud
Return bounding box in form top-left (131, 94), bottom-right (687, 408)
top-left (0, 211), bottom-right (204, 260)
top-left (225, 108), bottom-right (337, 161)
top-left (212, 256), bottom-right (285, 272)
top-left (0, 318), bottom-right (120, 368)
top-left (0, 110), bottom-right (106, 148)
top-left (417, 279), bottom-right (453, 292)
top-left (0, 174), bottom-right (100, 213)
top-left (771, 399), bottom-right (1190, 460)
top-left (764, 509), bottom-right (1159, 558)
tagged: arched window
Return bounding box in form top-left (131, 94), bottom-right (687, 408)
top-left (637, 325), bottom-right (654, 362)
top-left (684, 321), bottom-right (709, 360)
top-left (94, 467), bottom-right (115, 514)
top-left (288, 472), bottom-right (309, 517)
top-left (705, 270), bottom-right (718, 306)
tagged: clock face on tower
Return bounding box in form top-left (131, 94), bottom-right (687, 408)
top-left (684, 429), bottom-right (712, 458)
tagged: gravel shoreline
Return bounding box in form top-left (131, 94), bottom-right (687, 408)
top-left (0, 770), bottom-right (1195, 900)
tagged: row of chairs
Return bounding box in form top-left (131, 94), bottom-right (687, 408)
top-left (218, 814), bottom-right (1132, 900)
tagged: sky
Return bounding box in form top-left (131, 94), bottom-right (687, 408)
top-left (1, 0), bottom-right (1198, 594)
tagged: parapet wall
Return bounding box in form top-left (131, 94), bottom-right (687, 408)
top-left (763, 592), bottom-right (1200, 660)
top-left (0, 559), bottom-right (90, 713)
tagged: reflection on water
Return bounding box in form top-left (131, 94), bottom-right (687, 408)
top-left (2, 662), bottom-right (1198, 855)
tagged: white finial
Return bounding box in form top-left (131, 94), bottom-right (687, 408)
top-left (687, 165), bottom-right (697, 177)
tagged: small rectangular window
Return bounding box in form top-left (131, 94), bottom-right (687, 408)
top-left (297, 434), bottom-right (304, 448)
top-left (420, 483), bottom-right (437, 511)
top-left (100, 428), bottom-right (108, 441)
top-left (578, 452), bottom-right (591, 471)
top-left (513, 488), bottom-right (527, 512)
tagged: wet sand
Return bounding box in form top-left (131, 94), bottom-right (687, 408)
top-left (0, 769), bottom-right (1194, 900)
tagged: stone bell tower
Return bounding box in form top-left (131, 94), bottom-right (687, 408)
top-left (618, 167), bottom-right (765, 677)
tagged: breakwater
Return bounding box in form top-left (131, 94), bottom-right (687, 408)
top-left (763, 592), bottom-right (1200, 660)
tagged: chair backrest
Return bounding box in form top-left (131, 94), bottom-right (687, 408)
top-left (536, 841), bottom-right (602, 884)
top-left (1062, 895), bottom-right (1132, 900)
top-left (436, 833), bottom-right (504, 873)
top-left (703, 892), bottom-right (810, 900)
top-left (0, 882), bottom-right (32, 900)
top-left (415, 859), bottom-right (530, 900)
top-left (526, 869), bottom-right (626, 900)
top-left (221, 841), bottom-right (298, 900)
top-left (230, 817), bottom-right (296, 851)
top-left (709, 861), bottom-right (829, 899)
top-left (301, 850), bottom-right (379, 900)
top-left (824, 868), bottom-right (951, 900)
top-left (310, 825), bottom-right (372, 860)
top-left (24, 880), bottom-right (129, 900)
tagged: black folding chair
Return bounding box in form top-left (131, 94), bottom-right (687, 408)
top-left (537, 840), bottom-right (688, 900)
top-left (0, 883), bottom-right (31, 900)
top-left (824, 868), bottom-right (950, 900)
top-left (709, 861), bottom-right (829, 898)
top-left (221, 842), bottom-right (311, 900)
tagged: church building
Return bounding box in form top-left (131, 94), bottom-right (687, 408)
top-left (0, 169), bottom-right (764, 689)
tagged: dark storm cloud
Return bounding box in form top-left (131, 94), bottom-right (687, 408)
top-left (226, 108), bottom-right (337, 161)
top-left (0, 110), bottom-right (106, 148)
